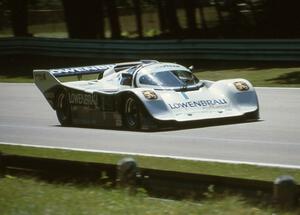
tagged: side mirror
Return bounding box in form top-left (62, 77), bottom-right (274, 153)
top-left (120, 73), bottom-right (133, 86)
top-left (189, 65), bottom-right (194, 71)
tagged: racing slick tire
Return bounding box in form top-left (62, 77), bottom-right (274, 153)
top-left (55, 90), bottom-right (72, 126)
top-left (123, 96), bottom-right (141, 130)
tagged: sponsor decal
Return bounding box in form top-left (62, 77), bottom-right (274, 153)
top-left (153, 64), bottom-right (181, 70)
top-left (143, 90), bottom-right (158, 100)
top-left (234, 81), bottom-right (249, 91)
top-left (50, 65), bottom-right (113, 76)
top-left (168, 98), bottom-right (228, 110)
top-left (69, 93), bottom-right (97, 106)
top-left (157, 64), bottom-right (180, 68)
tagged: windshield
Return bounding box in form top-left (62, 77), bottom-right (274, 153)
top-left (139, 70), bottom-right (199, 88)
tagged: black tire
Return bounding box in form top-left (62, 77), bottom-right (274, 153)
top-left (56, 90), bottom-right (72, 126)
top-left (123, 96), bottom-right (141, 130)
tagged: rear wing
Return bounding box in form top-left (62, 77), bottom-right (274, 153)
top-left (33, 60), bottom-right (157, 93)
top-left (33, 63), bottom-right (118, 109)
top-left (33, 60), bottom-right (158, 109)
top-left (48, 61), bottom-right (151, 78)
top-left (49, 64), bottom-right (114, 77)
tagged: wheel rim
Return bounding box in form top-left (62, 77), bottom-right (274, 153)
top-left (125, 97), bottom-right (139, 128)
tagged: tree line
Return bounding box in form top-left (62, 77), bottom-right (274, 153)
top-left (3, 0), bottom-right (300, 39)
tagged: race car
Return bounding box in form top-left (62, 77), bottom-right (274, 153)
top-left (33, 60), bottom-right (259, 130)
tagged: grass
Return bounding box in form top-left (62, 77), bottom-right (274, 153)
top-left (0, 75), bottom-right (33, 83)
top-left (196, 66), bottom-right (300, 88)
top-left (0, 175), bottom-right (298, 215)
top-left (1, 143), bottom-right (299, 214)
top-left (1, 60), bottom-right (300, 87)
top-left (1, 144), bottom-right (300, 183)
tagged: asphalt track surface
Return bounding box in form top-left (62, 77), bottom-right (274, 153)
top-left (0, 83), bottom-right (300, 168)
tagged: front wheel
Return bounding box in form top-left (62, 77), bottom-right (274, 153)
top-left (56, 90), bottom-right (72, 126)
top-left (123, 96), bottom-right (141, 130)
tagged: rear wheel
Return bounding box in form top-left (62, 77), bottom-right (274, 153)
top-left (56, 90), bottom-right (72, 126)
top-left (123, 96), bottom-right (141, 130)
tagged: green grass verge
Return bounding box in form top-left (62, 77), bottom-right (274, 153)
top-left (1, 64), bottom-right (300, 87)
top-left (1, 144), bottom-right (300, 183)
top-left (0, 75), bottom-right (33, 83)
top-left (2, 176), bottom-right (297, 215)
top-left (196, 66), bottom-right (300, 88)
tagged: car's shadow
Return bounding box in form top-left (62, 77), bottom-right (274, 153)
top-left (52, 119), bottom-right (263, 133)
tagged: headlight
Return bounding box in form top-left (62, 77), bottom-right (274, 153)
top-left (234, 81), bottom-right (249, 91)
top-left (142, 90), bottom-right (158, 100)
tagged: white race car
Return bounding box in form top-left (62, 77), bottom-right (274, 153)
top-left (33, 60), bottom-right (259, 130)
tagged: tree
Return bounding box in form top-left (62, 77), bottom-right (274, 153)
top-left (156, 0), bottom-right (166, 33)
top-left (105, 0), bottom-right (121, 38)
top-left (9, 0), bottom-right (31, 36)
top-left (197, 0), bottom-right (207, 31)
top-left (0, 0), bottom-right (4, 30)
top-left (133, 0), bottom-right (143, 38)
top-left (157, 0), bottom-right (180, 36)
top-left (165, 0), bottom-right (180, 35)
top-left (184, 0), bottom-right (197, 33)
top-left (262, 0), bottom-right (300, 38)
top-left (62, 0), bottom-right (104, 39)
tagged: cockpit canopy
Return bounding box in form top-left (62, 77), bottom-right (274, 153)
top-left (136, 68), bottom-right (201, 90)
top-left (139, 70), bottom-right (199, 87)
top-left (99, 62), bottom-right (201, 90)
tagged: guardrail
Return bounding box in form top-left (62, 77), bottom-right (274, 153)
top-left (0, 152), bottom-right (299, 208)
top-left (0, 37), bottom-right (300, 61)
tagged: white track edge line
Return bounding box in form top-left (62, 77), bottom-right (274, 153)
top-left (1, 141), bottom-right (300, 170)
top-left (255, 87), bottom-right (300, 90)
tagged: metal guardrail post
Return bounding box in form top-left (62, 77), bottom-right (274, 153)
top-left (273, 175), bottom-right (298, 209)
top-left (1, 153), bottom-right (300, 206)
top-left (0, 151), bottom-right (5, 178)
top-left (117, 157), bottom-right (139, 189)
